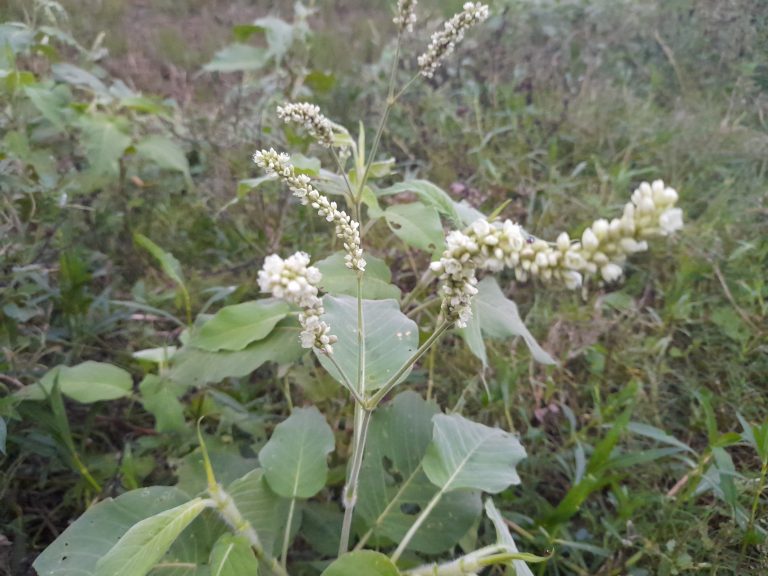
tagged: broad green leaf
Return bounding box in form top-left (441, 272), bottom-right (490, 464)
top-left (384, 202), bottom-right (445, 254)
top-left (136, 136), bottom-right (192, 186)
top-left (470, 277), bottom-right (555, 365)
top-left (423, 413), bottom-right (526, 494)
top-left (190, 299), bottom-right (289, 352)
top-left (208, 534), bottom-right (258, 576)
top-left (134, 234), bottom-right (186, 288)
top-left (78, 115), bottom-right (131, 175)
top-left (228, 469), bottom-right (290, 556)
top-left (358, 392), bottom-right (482, 553)
top-left (17, 361), bottom-right (132, 403)
top-left (52, 63), bottom-right (108, 93)
top-left (377, 180), bottom-right (461, 226)
top-left (458, 298), bottom-right (487, 368)
top-left (321, 551), bottom-right (401, 576)
top-left (25, 85), bottom-right (67, 131)
top-left (139, 375), bottom-right (186, 433)
top-left (253, 16), bottom-right (294, 60)
top-left (33, 487), bottom-right (192, 576)
top-left (95, 498), bottom-right (208, 576)
top-left (315, 252), bottom-right (400, 300)
top-left (316, 295), bottom-right (418, 394)
top-left (169, 320), bottom-right (303, 387)
top-left (485, 499), bottom-right (536, 576)
top-left (301, 502), bottom-right (343, 556)
top-left (204, 44), bottom-right (268, 72)
top-left (259, 407), bottom-right (335, 499)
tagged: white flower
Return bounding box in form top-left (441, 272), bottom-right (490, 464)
top-left (394, 0), bottom-right (418, 32)
top-left (659, 208), bottom-right (684, 234)
top-left (276, 102), bottom-right (334, 147)
top-left (254, 149), bottom-right (366, 272)
top-left (417, 2), bottom-right (490, 78)
top-left (258, 252), bottom-right (338, 355)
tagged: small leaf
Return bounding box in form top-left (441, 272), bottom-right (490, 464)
top-left (17, 362), bottom-right (133, 403)
top-left (253, 16), bottom-right (294, 60)
top-left (208, 534), bottom-right (258, 576)
top-left (316, 296), bottom-right (418, 394)
top-left (136, 135), bottom-right (192, 186)
top-left (472, 277), bottom-right (555, 365)
top-left (204, 44), bottom-right (268, 72)
top-left (321, 551), bottom-right (401, 576)
top-left (377, 180), bottom-right (461, 226)
top-left (78, 115), bottom-right (131, 175)
top-left (25, 85), bottom-right (67, 131)
top-left (315, 252), bottom-right (400, 300)
top-left (133, 234), bottom-right (186, 288)
top-left (139, 375), bottom-right (186, 433)
top-left (190, 299), bottom-right (290, 352)
top-left (423, 413), bottom-right (527, 494)
top-left (95, 498), bottom-right (208, 576)
top-left (485, 499), bottom-right (536, 576)
top-left (384, 202), bottom-right (445, 254)
top-left (259, 407), bottom-right (335, 499)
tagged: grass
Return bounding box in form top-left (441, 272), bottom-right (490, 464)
top-left (1, 0), bottom-right (767, 574)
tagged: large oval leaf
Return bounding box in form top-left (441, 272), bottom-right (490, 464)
top-left (321, 551), bottom-right (400, 576)
top-left (33, 487), bottom-right (192, 576)
top-left (316, 296), bottom-right (418, 394)
top-left (18, 361), bottom-right (133, 403)
top-left (358, 392), bottom-right (482, 553)
top-left (423, 413), bottom-right (526, 494)
top-left (190, 299), bottom-right (290, 352)
top-left (259, 407), bottom-right (335, 499)
top-left (315, 252), bottom-right (400, 300)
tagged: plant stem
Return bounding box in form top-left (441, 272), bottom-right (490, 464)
top-left (369, 321), bottom-right (451, 408)
top-left (744, 459), bottom-right (768, 552)
top-left (338, 407), bottom-right (372, 555)
top-left (391, 485), bottom-right (446, 563)
top-left (326, 353), bottom-right (365, 405)
top-left (281, 497), bottom-right (296, 568)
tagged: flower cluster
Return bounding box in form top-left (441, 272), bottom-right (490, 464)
top-left (431, 180), bottom-right (683, 326)
top-left (417, 2), bottom-right (490, 79)
top-left (394, 0), bottom-right (418, 33)
top-left (253, 148), bottom-right (366, 272)
top-left (258, 252), bottom-right (337, 355)
top-left (276, 102), bottom-right (335, 148)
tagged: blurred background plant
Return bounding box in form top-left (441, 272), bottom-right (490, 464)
top-left (1, 0), bottom-right (766, 575)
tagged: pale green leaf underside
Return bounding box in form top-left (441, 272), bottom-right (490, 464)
top-left (259, 406), bottom-right (335, 499)
top-left (94, 498), bottom-right (208, 576)
top-left (190, 299), bottom-right (289, 352)
top-left (317, 295), bottom-right (418, 393)
top-left (423, 413), bottom-right (527, 494)
top-left (485, 499), bottom-right (535, 576)
top-left (228, 469), bottom-right (290, 556)
top-left (33, 487), bottom-right (192, 576)
top-left (384, 202), bottom-right (445, 254)
top-left (204, 44), bottom-right (268, 72)
top-left (315, 252), bottom-right (400, 300)
top-left (358, 392), bottom-right (482, 553)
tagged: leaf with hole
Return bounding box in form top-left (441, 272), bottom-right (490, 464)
top-left (358, 392), bottom-right (482, 553)
top-left (316, 295), bottom-right (418, 394)
top-left (384, 202), bottom-right (445, 254)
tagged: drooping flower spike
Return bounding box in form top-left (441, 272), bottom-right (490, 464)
top-left (277, 102), bottom-right (335, 148)
top-left (258, 252), bottom-right (337, 355)
top-left (253, 149), bottom-right (366, 272)
top-left (431, 180), bottom-right (683, 327)
top-left (394, 0), bottom-right (418, 33)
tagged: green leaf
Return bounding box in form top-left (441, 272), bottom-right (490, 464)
top-left (470, 277), bottom-right (555, 365)
top-left (358, 392), bottom-right (482, 553)
top-left (52, 63), bottom-right (108, 93)
top-left (423, 413), bottom-right (527, 494)
top-left (316, 296), bottom-right (418, 393)
top-left (627, 422), bottom-right (695, 454)
top-left (17, 362), bottom-right (133, 403)
top-left (321, 551), bottom-right (401, 576)
top-left (169, 321), bottom-right (303, 387)
top-left (33, 487), bottom-right (192, 576)
top-left (139, 375), bottom-right (186, 433)
top-left (384, 202), bottom-right (445, 254)
top-left (259, 407), bottom-right (335, 499)
top-left (377, 180), bottom-right (461, 226)
top-left (136, 136), bottom-right (192, 186)
top-left (78, 115), bottom-right (131, 175)
top-left (0, 417), bottom-right (6, 455)
top-left (485, 499), bottom-right (536, 576)
top-left (133, 233), bottom-right (186, 288)
top-left (95, 498), bottom-right (208, 576)
top-left (25, 85), bottom-right (68, 131)
top-left (208, 534), bottom-right (258, 576)
top-left (204, 44), bottom-right (268, 72)
top-left (459, 298), bottom-right (487, 368)
top-left (190, 299), bottom-right (290, 352)
top-left (228, 469), bottom-right (290, 556)
top-left (253, 16), bottom-right (294, 60)
top-left (315, 252), bottom-right (400, 300)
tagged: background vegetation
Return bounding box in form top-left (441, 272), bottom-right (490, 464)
top-left (1, 0), bottom-right (766, 574)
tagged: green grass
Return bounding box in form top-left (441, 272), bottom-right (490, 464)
top-left (1, 0), bottom-right (766, 574)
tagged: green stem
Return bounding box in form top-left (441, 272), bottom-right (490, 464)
top-left (369, 321), bottom-right (451, 408)
top-left (339, 408), bottom-right (372, 555)
top-left (744, 459), bottom-right (768, 552)
top-left (326, 353), bottom-right (366, 405)
top-left (281, 497), bottom-right (296, 568)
